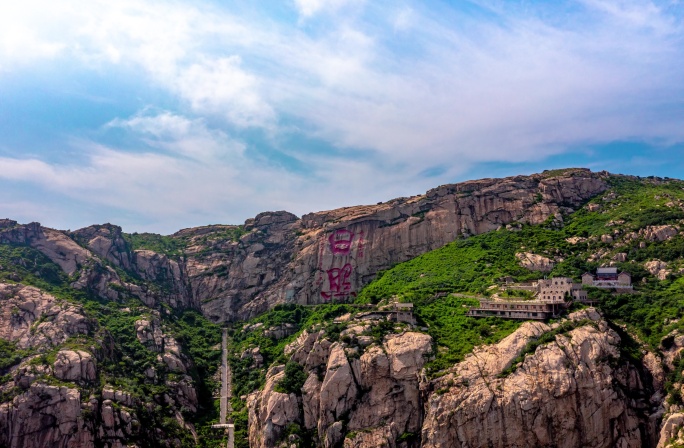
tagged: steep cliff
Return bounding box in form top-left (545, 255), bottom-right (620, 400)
top-left (422, 309), bottom-right (661, 448)
top-left (246, 322), bottom-right (432, 448)
top-left (1, 169), bottom-right (608, 323)
top-left (0, 283), bottom-right (213, 448)
top-left (242, 308), bottom-right (666, 448)
top-left (4, 168), bottom-right (684, 447)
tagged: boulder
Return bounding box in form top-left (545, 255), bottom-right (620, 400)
top-left (53, 350), bottom-right (97, 383)
top-left (516, 252), bottom-right (554, 272)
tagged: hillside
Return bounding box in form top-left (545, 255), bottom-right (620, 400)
top-left (2, 169), bottom-right (684, 447)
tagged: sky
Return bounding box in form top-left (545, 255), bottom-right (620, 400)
top-left (0, 0), bottom-right (683, 234)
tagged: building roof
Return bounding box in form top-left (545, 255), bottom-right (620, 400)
top-left (597, 267), bottom-right (618, 274)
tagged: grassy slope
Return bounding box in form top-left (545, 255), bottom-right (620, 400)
top-left (356, 175), bottom-right (684, 372)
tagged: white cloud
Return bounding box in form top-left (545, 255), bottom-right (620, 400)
top-left (0, 109), bottom-right (449, 232)
top-left (107, 112), bottom-right (245, 160)
top-left (174, 57), bottom-right (275, 127)
top-left (579, 0), bottom-right (677, 32)
top-left (392, 7), bottom-right (414, 31)
top-left (1, 0), bottom-right (684, 231)
top-left (293, 0), bottom-right (364, 19)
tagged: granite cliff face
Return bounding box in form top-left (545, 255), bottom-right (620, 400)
top-left (3, 168), bottom-right (684, 447)
top-left (0, 284), bottom-right (200, 448)
top-left (1, 169), bottom-right (608, 323)
top-left (245, 309), bottom-right (666, 448)
top-left (422, 309), bottom-right (661, 448)
top-left (247, 324), bottom-right (433, 448)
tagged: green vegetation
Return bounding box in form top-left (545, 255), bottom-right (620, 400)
top-left (228, 303), bottom-right (353, 398)
top-left (275, 361), bottom-right (307, 394)
top-left (416, 295), bottom-right (521, 374)
top-left (600, 277), bottom-right (684, 348)
top-left (0, 243), bottom-right (70, 289)
top-left (124, 232), bottom-right (188, 257)
top-left (3, 173), bottom-right (684, 445)
top-left (498, 319), bottom-right (591, 377)
top-left (353, 175), bottom-right (684, 377)
top-left (0, 339), bottom-right (30, 374)
top-left (123, 226), bottom-right (249, 258)
top-left (0, 240), bottom-right (224, 445)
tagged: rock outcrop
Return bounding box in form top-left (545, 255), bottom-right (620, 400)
top-left (421, 310), bottom-right (660, 448)
top-left (641, 225), bottom-right (679, 242)
top-left (3, 170), bottom-right (608, 322)
top-left (0, 221), bottom-right (91, 275)
top-left (248, 328), bottom-right (433, 448)
top-left (53, 349), bottom-right (97, 383)
top-left (0, 171), bottom-right (607, 322)
top-left (516, 252), bottom-right (554, 272)
top-left (0, 283), bottom-right (91, 349)
top-left (0, 281), bottom-right (199, 448)
top-left (646, 260), bottom-right (671, 280)
top-left (0, 383), bottom-right (95, 448)
top-left (246, 309), bottom-right (668, 447)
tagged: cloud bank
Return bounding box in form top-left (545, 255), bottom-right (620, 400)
top-left (0, 0), bottom-right (682, 232)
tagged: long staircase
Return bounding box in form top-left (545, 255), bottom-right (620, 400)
top-left (212, 328), bottom-right (235, 448)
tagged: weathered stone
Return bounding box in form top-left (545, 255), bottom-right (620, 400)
top-left (646, 260), bottom-right (671, 280)
top-left (614, 252), bottom-right (627, 262)
top-left (249, 330), bottom-right (433, 448)
top-left (53, 349), bottom-right (97, 383)
top-left (0, 383), bottom-right (94, 448)
top-left (421, 311), bottom-right (659, 448)
top-left (1, 171), bottom-right (608, 322)
top-left (516, 252), bottom-right (554, 272)
top-left (0, 283), bottom-right (91, 349)
top-left (641, 225), bottom-right (679, 242)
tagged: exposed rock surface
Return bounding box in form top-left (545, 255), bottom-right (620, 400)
top-left (1, 170), bottom-right (609, 322)
top-left (248, 329), bottom-right (433, 448)
top-left (0, 222), bottom-right (91, 275)
top-left (646, 260), bottom-right (671, 280)
top-left (421, 310), bottom-right (660, 448)
top-left (246, 309), bottom-right (672, 447)
top-left (53, 349), bottom-right (97, 383)
top-left (0, 281), bottom-right (198, 448)
top-left (0, 383), bottom-right (95, 448)
top-left (0, 283), bottom-right (91, 349)
top-left (516, 252), bottom-right (554, 272)
top-left (641, 225), bottom-right (679, 242)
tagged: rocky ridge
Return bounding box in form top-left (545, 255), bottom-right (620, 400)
top-left (0, 283), bottom-right (201, 448)
top-left (1, 169), bottom-right (607, 323)
top-left (244, 308), bottom-right (671, 448)
top-left (247, 323), bottom-right (432, 448)
top-left (7, 168), bottom-right (684, 447)
top-left (422, 309), bottom-right (660, 448)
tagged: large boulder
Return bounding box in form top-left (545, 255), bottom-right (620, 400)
top-left (53, 349), bottom-right (97, 383)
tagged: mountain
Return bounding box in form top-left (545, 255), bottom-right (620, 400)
top-left (1, 168), bottom-right (684, 447)
top-left (1, 168), bottom-right (607, 323)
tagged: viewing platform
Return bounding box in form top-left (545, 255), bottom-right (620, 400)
top-left (466, 297), bottom-right (565, 320)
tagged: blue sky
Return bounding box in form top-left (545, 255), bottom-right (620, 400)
top-left (1, 0), bottom-right (683, 233)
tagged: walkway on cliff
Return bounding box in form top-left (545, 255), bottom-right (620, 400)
top-left (212, 327), bottom-right (234, 448)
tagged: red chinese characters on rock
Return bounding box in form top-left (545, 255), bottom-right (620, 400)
top-left (320, 228), bottom-right (363, 301)
top-left (328, 229), bottom-right (355, 255)
top-left (320, 263), bottom-right (356, 300)
top-left (357, 230), bottom-right (365, 258)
